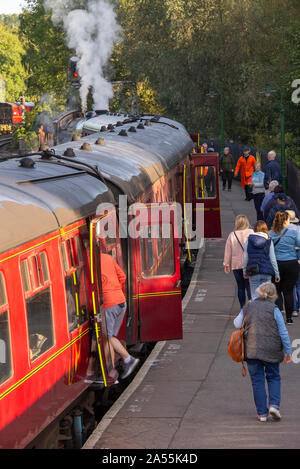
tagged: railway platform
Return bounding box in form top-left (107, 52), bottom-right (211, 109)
top-left (84, 181), bottom-right (300, 450)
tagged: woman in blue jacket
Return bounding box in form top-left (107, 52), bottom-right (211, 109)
top-left (244, 221), bottom-right (280, 298)
top-left (270, 211), bottom-right (300, 324)
top-left (250, 162), bottom-right (265, 220)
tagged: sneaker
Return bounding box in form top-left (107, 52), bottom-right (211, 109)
top-left (286, 318), bottom-right (294, 325)
top-left (269, 406), bottom-right (281, 420)
top-left (120, 357), bottom-right (140, 380)
top-left (84, 374), bottom-right (104, 385)
top-left (292, 311), bottom-right (299, 317)
top-left (257, 415), bottom-right (268, 422)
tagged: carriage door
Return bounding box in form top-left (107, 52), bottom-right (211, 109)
top-left (192, 153), bottom-right (222, 238)
top-left (131, 203), bottom-right (182, 342)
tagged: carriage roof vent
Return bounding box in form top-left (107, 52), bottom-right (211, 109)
top-left (128, 126), bottom-right (137, 132)
top-left (95, 137), bottom-right (105, 146)
top-left (72, 134), bottom-right (81, 141)
top-left (64, 148), bottom-right (76, 157)
top-left (80, 142), bottom-right (92, 151)
top-left (116, 121), bottom-right (123, 127)
top-left (137, 123), bottom-right (145, 129)
top-left (100, 126), bottom-right (107, 132)
top-left (19, 157), bottom-right (35, 168)
top-left (118, 129), bottom-right (128, 137)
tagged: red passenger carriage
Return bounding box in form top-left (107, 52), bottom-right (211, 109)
top-left (0, 114), bottom-right (195, 448)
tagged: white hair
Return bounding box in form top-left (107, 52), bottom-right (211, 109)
top-left (268, 150), bottom-right (276, 160)
top-left (256, 282), bottom-right (277, 302)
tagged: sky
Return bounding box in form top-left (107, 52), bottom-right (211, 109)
top-left (0, 0), bottom-right (27, 14)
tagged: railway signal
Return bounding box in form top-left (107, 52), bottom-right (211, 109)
top-left (70, 56), bottom-right (80, 88)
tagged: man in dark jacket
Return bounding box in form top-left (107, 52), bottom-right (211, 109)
top-left (266, 193), bottom-right (290, 228)
top-left (263, 185), bottom-right (300, 222)
top-left (220, 147), bottom-right (235, 191)
top-left (264, 151), bottom-right (282, 189)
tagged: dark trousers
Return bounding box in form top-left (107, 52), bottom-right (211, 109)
top-left (253, 192), bottom-right (265, 221)
top-left (244, 184), bottom-right (252, 200)
top-left (275, 259), bottom-right (299, 321)
top-left (233, 268), bottom-right (252, 308)
top-left (221, 171), bottom-right (234, 190)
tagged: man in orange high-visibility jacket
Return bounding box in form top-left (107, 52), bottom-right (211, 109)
top-left (234, 147), bottom-right (256, 200)
top-left (86, 253), bottom-right (140, 383)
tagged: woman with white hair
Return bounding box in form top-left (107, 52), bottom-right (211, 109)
top-left (234, 282), bottom-right (292, 422)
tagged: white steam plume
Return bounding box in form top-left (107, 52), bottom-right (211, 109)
top-left (44, 0), bottom-right (121, 112)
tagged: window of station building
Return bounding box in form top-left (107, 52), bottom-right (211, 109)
top-left (0, 272), bottom-right (12, 385)
top-left (141, 224), bottom-right (175, 278)
top-left (20, 253), bottom-right (54, 361)
top-left (195, 166), bottom-right (216, 199)
top-left (60, 236), bottom-right (88, 332)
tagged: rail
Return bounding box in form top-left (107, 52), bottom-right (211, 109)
top-left (52, 110), bottom-right (83, 145)
top-left (0, 136), bottom-right (12, 149)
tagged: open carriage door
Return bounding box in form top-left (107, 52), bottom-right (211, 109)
top-left (89, 217), bottom-right (114, 387)
top-left (130, 203), bottom-right (182, 342)
top-left (192, 153), bottom-right (222, 238)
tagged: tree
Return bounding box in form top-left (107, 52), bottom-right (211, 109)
top-left (19, 0), bottom-right (70, 108)
top-left (0, 22), bottom-right (27, 101)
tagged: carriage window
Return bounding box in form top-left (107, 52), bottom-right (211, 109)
top-left (26, 288), bottom-right (54, 361)
top-left (0, 273), bottom-right (12, 384)
top-left (141, 224), bottom-right (175, 278)
top-left (21, 253), bottom-right (55, 361)
top-left (195, 166), bottom-right (216, 199)
top-left (61, 236), bottom-right (88, 332)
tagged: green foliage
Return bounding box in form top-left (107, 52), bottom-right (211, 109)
top-left (19, 0), bottom-right (70, 105)
top-left (0, 22), bottom-right (27, 101)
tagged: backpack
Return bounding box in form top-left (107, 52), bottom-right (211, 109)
top-left (227, 304), bottom-right (249, 376)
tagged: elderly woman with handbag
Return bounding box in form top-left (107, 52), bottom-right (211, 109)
top-left (233, 282), bottom-right (292, 422)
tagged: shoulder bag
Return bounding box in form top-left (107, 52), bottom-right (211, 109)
top-left (227, 303), bottom-right (249, 376)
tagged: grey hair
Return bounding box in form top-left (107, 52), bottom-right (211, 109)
top-left (268, 150), bottom-right (276, 160)
top-left (256, 282), bottom-right (277, 302)
top-left (268, 180), bottom-right (279, 192)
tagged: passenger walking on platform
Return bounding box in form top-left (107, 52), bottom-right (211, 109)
top-left (250, 162), bottom-right (265, 221)
top-left (261, 180), bottom-right (279, 218)
top-left (266, 193), bottom-right (290, 229)
top-left (86, 253), bottom-right (140, 383)
top-left (270, 212), bottom-right (300, 324)
top-left (243, 221), bottom-right (280, 298)
top-left (264, 151), bottom-right (282, 189)
top-left (223, 215), bottom-right (253, 307)
top-left (234, 282), bottom-right (292, 422)
top-left (285, 211), bottom-right (300, 318)
top-left (234, 147), bottom-right (256, 201)
top-left (219, 147), bottom-right (235, 191)
top-left (264, 185), bottom-right (300, 223)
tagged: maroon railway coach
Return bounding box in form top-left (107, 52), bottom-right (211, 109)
top-left (0, 114), bottom-right (194, 448)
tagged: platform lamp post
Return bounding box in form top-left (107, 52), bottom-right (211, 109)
top-left (259, 69), bottom-right (287, 191)
top-left (206, 87), bottom-right (225, 155)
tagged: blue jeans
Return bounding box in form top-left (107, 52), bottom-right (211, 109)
top-left (247, 359), bottom-right (281, 417)
top-left (233, 269), bottom-right (251, 308)
top-left (293, 272), bottom-right (300, 311)
top-left (249, 274), bottom-right (272, 299)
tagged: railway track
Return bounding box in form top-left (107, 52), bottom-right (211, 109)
top-left (0, 136), bottom-right (12, 149)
